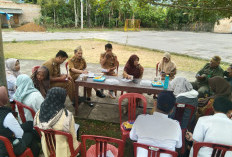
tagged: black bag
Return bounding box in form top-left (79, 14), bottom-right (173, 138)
top-left (13, 138), bottom-right (27, 156)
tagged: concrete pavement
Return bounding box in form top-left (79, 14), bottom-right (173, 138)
top-left (3, 31), bottom-right (232, 63)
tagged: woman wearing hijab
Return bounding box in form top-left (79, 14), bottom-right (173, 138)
top-left (0, 86), bottom-right (40, 157)
top-left (14, 74), bottom-right (44, 122)
top-left (34, 87), bottom-right (80, 157)
top-left (5, 58), bottom-right (21, 101)
top-left (169, 77), bottom-right (198, 129)
top-left (123, 54), bottom-right (144, 79)
top-left (31, 66), bottom-right (50, 98)
top-left (198, 76), bottom-right (232, 116)
top-left (158, 52), bottom-right (177, 80)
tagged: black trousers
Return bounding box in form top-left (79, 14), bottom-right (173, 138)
top-left (21, 121), bottom-right (40, 157)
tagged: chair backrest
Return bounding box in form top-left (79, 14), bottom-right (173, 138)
top-left (32, 65), bottom-right (40, 73)
top-left (118, 93), bottom-right (147, 125)
top-left (0, 136), bottom-right (34, 157)
top-left (193, 142), bottom-right (232, 157)
top-left (173, 103), bottom-right (196, 129)
top-left (81, 135), bottom-right (124, 157)
top-left (0, 136), bottom-right (16, 157)
top-left (133, 142), bottom-right (178, 157)
top-left (65, 62), bottom-right (69, 75)
top-left (34, 126), bottom-right (80, 157)
top-left (156, 62), bottom-right (160, 77)
top-left (13, 100), bottom-right (36, 123)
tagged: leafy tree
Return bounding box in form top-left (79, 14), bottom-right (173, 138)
top-left (29, 0), bottom-right (232, 30)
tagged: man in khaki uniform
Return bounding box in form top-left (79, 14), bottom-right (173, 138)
top-left (68, 46), bottom-right (105, 106)
top-left (100, 43), bottom-right (119, 98)
top-left (43, 50), bottom-right (75, 103)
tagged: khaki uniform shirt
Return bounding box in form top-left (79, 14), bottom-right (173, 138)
top-left (100, 52), bottom-right (118, 76)
top-left (68, 56), bottom-right (87, 80)
top-left (43, 58), bottom-right (60, 78)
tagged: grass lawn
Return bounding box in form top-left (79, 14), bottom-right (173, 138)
top-left (3, 39), bottom-right (229, 72)
top-left (75, 118), bottom-right (133, 156)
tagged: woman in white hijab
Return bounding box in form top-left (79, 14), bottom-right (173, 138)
top-left (5, 58), bottom-right (21, 101)
top-left (169, 77), bottom-right (198, 129)
top-left (158, 52), bottom-right (177, 80)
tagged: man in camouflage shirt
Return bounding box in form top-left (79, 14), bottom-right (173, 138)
top-left (192, 56), bottom-right (224, 98)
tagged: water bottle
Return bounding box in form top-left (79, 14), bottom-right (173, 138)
top-left (163, 75), bottom-right (169, 90)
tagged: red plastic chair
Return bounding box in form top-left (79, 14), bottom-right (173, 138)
top-left (118, 93), bottom-right (147, 141)
top-left (173, 103), bottom-right (196, 154)
top-left (0, 136), bottom-right (34, 157)
top-left (12, 100), bottom-right (36, 123)
top-left (193, 142), bottom-right (232, 157)
top-left (81, 135), bottom-right (124, 157)
top-left (32, 66), bottom-right (40, 73)
top-left (34, 126), bottom-right (81, 157)
top-left (133, 142), bottom-right (178, 157)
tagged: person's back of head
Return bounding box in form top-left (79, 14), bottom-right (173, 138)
top-left (56, 50), bottom-right (68, 58)
top-left (157, 91), bottom-right (176, 114)
top-left (105, 43), bottom-right (112, 50)
top-left (213, 96), bottom-right (232, 114)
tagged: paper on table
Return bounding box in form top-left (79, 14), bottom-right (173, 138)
top-left (88, 72), bottom-right (95, 78)
top-left (121, 78), bottom-right (132, 82)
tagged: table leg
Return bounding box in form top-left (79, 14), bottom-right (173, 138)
top-left (84, 87), bottom-right (87, 99)
top-left (75, 84), bottom-right (79, 115)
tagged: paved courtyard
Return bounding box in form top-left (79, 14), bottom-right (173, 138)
top-left (3, 31), bottom-right (232, 63)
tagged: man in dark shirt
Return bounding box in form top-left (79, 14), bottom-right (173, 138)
top-left (191, 56), bottom-right (224, 98)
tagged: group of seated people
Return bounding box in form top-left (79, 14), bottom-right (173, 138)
top-left (1, 42), bottom-right (232, 157)
top-left (131, 91), bottom-right (232, 157)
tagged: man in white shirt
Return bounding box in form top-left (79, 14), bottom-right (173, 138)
top-left (186, 96), bottom-right (232, 157)
top-left (130, 91), bottom-right (182, 157)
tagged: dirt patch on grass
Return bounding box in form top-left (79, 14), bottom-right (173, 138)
top-left (15, 23), bottom-right (46, 32)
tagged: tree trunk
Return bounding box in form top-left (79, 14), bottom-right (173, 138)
top-left (74, 0), bottom-right (78, 27)
top-left (0, 15), bottom-right (7, 88)
top-left (87, 3), bottom-right (91, 27)
top-left (53, 7), bottom-right (56, 26)
top-left (109, 13), bottom-right (110, 27)
top-left (117, 10), bottom-right (121, 27)
top-left (86, 0), bottom-right (88, 17)
top-left (77, 0), bottom-right (79, 25)
top-left (95, 14), bottom-right (97, 26)
top-left (81, 0), bottom-right (83, 29)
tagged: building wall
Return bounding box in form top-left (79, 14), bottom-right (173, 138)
top-left (214, 17), bottom-right (232, 33)
top-left (0, 0), bottom-right (41, 25)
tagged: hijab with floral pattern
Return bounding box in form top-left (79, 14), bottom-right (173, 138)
top-left (39, 87), bottom-right (67, 123)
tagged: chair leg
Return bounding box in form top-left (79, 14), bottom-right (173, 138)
top-left (122, 134), bottom-right (127, 142)
top-left (180, 129), bottom-right (186, 154)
